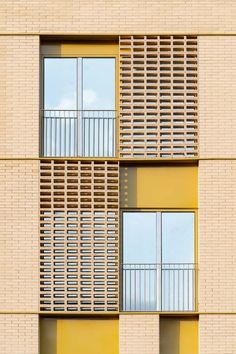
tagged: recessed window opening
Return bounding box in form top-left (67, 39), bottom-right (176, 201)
top-left (42, 57), bottom-right (116, 157)
top-left (122, 211), bottom-right (195, 312)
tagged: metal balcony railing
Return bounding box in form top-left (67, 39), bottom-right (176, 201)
top-left (41, 110), bottom-right (116, 157)
top-left (122, 263), bottom-right (196, 312)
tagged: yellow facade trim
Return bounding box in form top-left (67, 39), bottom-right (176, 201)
top-left (2, 311), bottom-right (236, 315)
top-left (2, 157), bottom-right (236, 161)
top-left (3, 32), bottom-right (236, 36)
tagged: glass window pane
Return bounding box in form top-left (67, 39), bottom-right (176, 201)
top-left (123, 212), bottom-right (160, 264)
top-left (162, 212), bottom-right (195, 263)
top-left (123, 212), bottom-right (161, 311)
top-left (82, 58), bottom-right (115, 110)
top-left (44, 58), bottom-right (77, 110)
top-left (43, 58), bottom-right (77, 157)
top-left (81, 58), bottom-right (116, 157)
top-left (161, 212), bottom-right (195, 311)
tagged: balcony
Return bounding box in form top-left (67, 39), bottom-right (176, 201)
top-left (122, 263), bottom-right (196, 312)
top-left (41, 109), bottom-right (116, 157)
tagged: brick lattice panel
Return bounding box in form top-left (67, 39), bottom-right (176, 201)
top-left (39, 160), bottom-right (119, 312)
top-left (119, 35), bottom-right (198, 158)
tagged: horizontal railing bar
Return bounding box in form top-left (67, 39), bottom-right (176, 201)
top-left (123, 268), bottom-right (195, 271)
top-left (41, 109), bottom-right (117, 112)
top-left (122, 263), bottom-right (196, 266)
top-left (44, 117), bottom-right (116, 120)
top-left (43, 116), bottom-right (116, 119)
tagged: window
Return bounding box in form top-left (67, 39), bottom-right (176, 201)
top-left (122, 211), bottom-right (196, 312)
top-left (42, 57), bottom-right (116, 157)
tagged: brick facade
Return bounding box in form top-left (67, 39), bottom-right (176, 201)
top-left (199, 36), bottom-right (236, 157)
top-left (120, 315), bottom-right (159, 354)
top-left (0, 1), bottom-right (235, 353)
top-left (0, 160), bottom-right (39, 312)
top-left (200, 315), bottom-right (236, 354)
top-left (0, 35), bottom-right (39, 157)
top-left (0, 314), bottom-right (38, 354)
top-left (198, 160), bottom-right (236, 313)
top-left (0, 1), bottom-right (236, 34)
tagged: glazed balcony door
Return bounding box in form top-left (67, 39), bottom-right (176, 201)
top-left (43, 57), bottom-right (116, 157)
top-left (122, 212), bottom-right (195, 312)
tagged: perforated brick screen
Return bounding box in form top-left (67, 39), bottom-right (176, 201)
top-left (119, 35), bottom-right (198, 158)
top-left (40, 160), bottom-right (119, 312)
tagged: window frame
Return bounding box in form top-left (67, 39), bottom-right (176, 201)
top-left (40, 42), bottom-right (119, 157)
top-left (120, 208), bottom-right (198, 313)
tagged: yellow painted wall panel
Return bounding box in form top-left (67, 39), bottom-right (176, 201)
top-left (57, 318), bottom-right (119, 354)
top-left (120, 165), bottom-right (198, 209)
top-left (61, 43), bottom-right (119, 56)
top-left (40, 41), bottom-right (119, 57)
top-left (179, 318), bottom-right (198, 354)
top-left (160, 317), bottom-right (198, 354)
top-left (41, 43), bottom-right (118, 56)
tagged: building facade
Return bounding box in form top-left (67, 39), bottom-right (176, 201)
top-left (0, 1), bottom-right (236, 353)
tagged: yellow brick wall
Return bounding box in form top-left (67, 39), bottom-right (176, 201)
top-left (0, 160), bottom-right (39, 312)
top-left (120, 315), bottom-right (159, 354)
top-left (199, 36), bottom-right (236, 157)
top-left (200, 315), bottom-right (236, 354)
top-left (0, 35), bottom-right (39, 157)
top-left (199, 160), bottom-right (236, 312)
top-left (0, 1), bottom-right (236, 34)
top-left (0, 314), bottom-right (39, 354)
